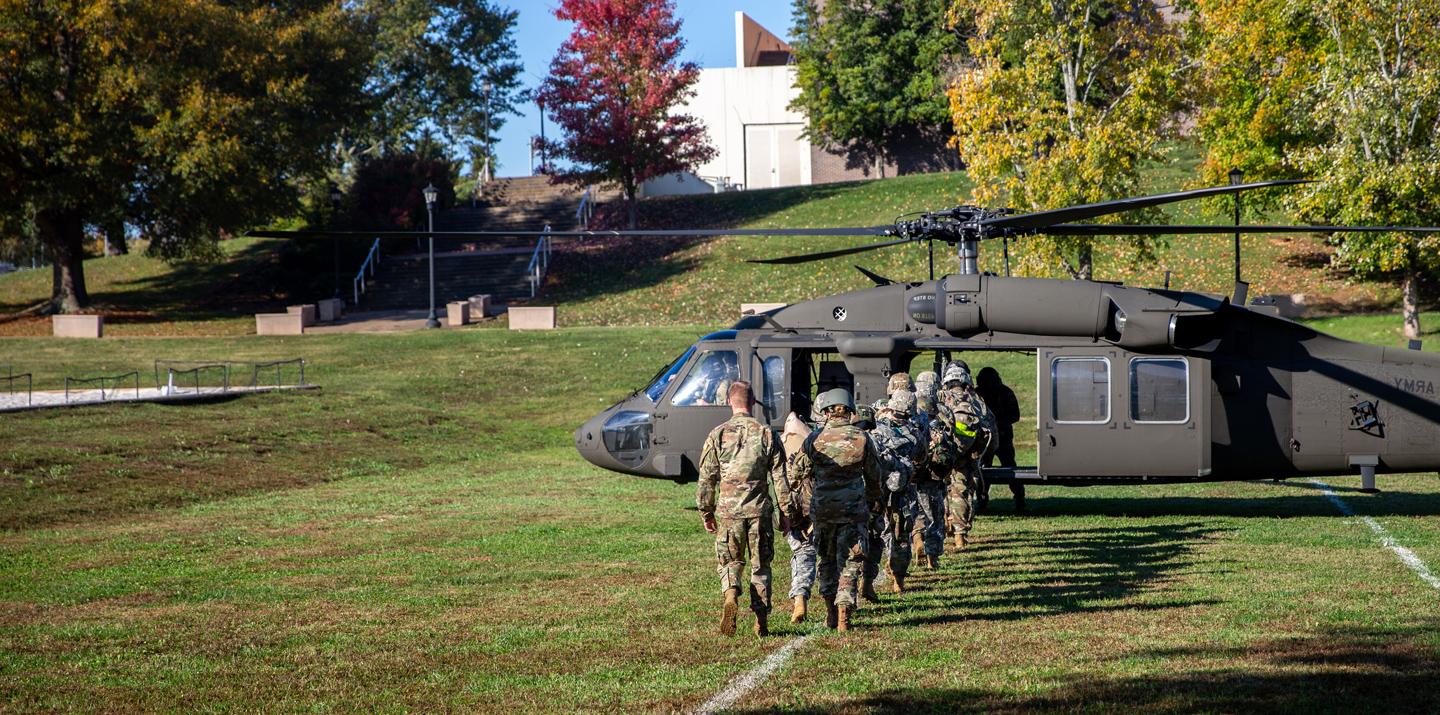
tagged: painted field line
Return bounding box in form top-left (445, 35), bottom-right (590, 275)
top-left (695, 632), bottom-right (815, 715)
top-left (1311, 479), bottom-right (1440, 591)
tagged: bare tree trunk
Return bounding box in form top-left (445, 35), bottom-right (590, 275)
top-left (104, 218), bottom-right (128, 256)
top-left (37, 209), bottom-right (89, 313)
top-left (1077, 242), bottom-right (1094, 281)
top-left (1403, 266), bottom-right (1421, 340)
top-left (624, 182), bottom-right (638, 229)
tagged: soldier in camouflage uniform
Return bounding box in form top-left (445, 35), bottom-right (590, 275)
top-left (863, 389), bottom-right (924, 595)
top-left (780, 412), bottom-right (816, 624)
top-left (939, 362), bottom-right (994, 549)
top-left (910, 372), bottom-right (939, 556)
top-left (914, 396), bottom-right (961, 567)
top-left (790, 388), bottom-right (883, 631)
top-left (697, 381), bottom-right (796, 637)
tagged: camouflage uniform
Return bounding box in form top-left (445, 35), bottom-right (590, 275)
top-left (697, 412), bottom-right (795, 617)
top-left (790, 414), bottom-right (883, 609)
top-left (914, 403), bottom-right (961, 559)
top-left (939, 366), bottom-right (994, 543)
top-left (780, 413), bottom-right (816, 601)
top-left (864, 394), bottom-right (924, 589)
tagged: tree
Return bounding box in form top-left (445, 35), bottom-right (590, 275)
top-left (535, 0), bottom-right (716, 228)
top-left (1189, 0), bottom-right (1440, 339)
top-left (947, 0), bottom-right (1185, 279)
top-left (359, 0), bottom-right (523, 180)
top-left (790, 0), bottom-right (966, 177)
top-left (0, 0), bottom-right (370, 312)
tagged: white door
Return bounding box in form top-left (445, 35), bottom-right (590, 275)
top-left (745, 124), bottom-right (807, 189)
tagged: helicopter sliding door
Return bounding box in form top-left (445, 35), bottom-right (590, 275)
top-left (753, 348), bottom-right (791, 429)
top-left (1038, 347), bottom-right (1211, 478)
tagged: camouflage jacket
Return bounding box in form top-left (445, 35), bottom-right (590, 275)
top-left (920, 405), bottom-right (963, 481)
top-left (696, 413), bottom-right (793, 521)
top-left (870, 416), bottom-right (923, 494)
top-left (791, 416), bottom-right (883, 524)
top-left (940, 386), bottom-right (995, 458)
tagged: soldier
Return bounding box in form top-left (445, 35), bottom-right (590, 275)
top-left (864, 389), bottom-right (924, 595)
top-left (697, 381), bottom-right (796, 637)
top-left (977, 366), bottom-right (1025, 511)
top-left (914, 396), bottom-right (961, 568)
top-left (938, 362), bottom-right (993, 549)
top-left (780, 412), bottom-right (816, 623)
top-left (790, 388), bottom-right (883, 631)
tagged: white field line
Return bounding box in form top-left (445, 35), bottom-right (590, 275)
top-left (695, 633), bottom-right (815, 715)
top-left (1311, 479), bottom-right (1440, 591)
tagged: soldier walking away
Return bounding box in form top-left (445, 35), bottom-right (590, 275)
top-left (790, 388), bottom-right (883, 632)
top-left (864, 390), bottom-right (923, 596)
top-left (976, 366), bottom-right (1025, 511)
top-left (696, 381), bottom-right (796, 637)
top-left (939, 362), bottom-right (993, 549)
top-left (780, 411), bottom-right (817, 623)
top-left (911, 370), bottom-right (940, 557)
top-left (915, 397), bottom-right (961, 568)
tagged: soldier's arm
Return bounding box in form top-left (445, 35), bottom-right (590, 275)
top-left (765, 431), bottom-right (796, 521)
top-left (696, 432), bottom-right (720, 518)
top-left (862, 436), bottom-right (884, 504)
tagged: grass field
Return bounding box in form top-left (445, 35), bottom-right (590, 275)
top-left (2, 313), bottom-right (1439, 712)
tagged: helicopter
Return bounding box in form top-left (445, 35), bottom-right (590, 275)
top-left (257, 180), bottom-right (1440, 492)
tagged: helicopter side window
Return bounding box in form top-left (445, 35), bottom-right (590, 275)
top-left (760, 356), bottom-right (785, 418)
top-left (671, 350), bottom-right (740, 407)
top-left (644, 346), bottom-right (696, 402)
top-left (1130, 358), bottom-right (1188, 423)
top-left (1052, 357), bottom-right (1110, 424)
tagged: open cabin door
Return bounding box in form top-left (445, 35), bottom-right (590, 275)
top-left (753, 347), bottom-right (790, 429)
top-left (1038, 347), bottom-right (1211, 478)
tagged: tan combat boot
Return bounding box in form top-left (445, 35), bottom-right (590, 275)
top-left (837, 605), bottom-right (853, 632)
top-left (823, 595), bottom-right (838, 629)
top-left (753, 609), bottom-right (769, 638)
top-left (719, 589), bottom-right (738, 637)
top-left (860, 576), bottom-right (880, 603)
top-left (911, 532), bottom-right (925, 559)
top-left (790, 596), bottom-right (807, 624)
top-left (927, 554), bottom-right (939, 570)
top-left (891, 573), bottom-right (905, 594)
top-left (955, 533), bottom-right (967, 550)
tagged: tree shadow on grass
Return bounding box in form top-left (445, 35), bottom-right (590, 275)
top-left (878, 521), bottom-right (1228, 628)
top-left (734, 622), bottom-right (1440, 714)
top-left (1019, 481), bottom-right (1440, 519)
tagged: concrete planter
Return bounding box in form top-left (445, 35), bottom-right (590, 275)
top-left (508, 306), bottom-right (555, 330)
top-left (316, 298), bottom-right (344, 323)
top-left (447, 301), bottom-right (470, 327)
top-left (53, 314), bottom-right (103, 338)
top-left (468, 294), bottom-right (492, 318)
top-left (256, 313), bottom-right (304, 335)
top-left (287, 304), bottom-right (317, 327)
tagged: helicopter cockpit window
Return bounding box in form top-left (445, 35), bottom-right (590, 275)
top-left (1053, 357), bottom-right (1110, 423)
top-left (670, 350), bottom-right (740, 407)
top-left (643, 346), bottom-right (696, 402)
top-left (1130, 358), bottom-right (1188, 423)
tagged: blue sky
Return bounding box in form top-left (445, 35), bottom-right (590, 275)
top-left (494, 1), bottom-right (794, 177)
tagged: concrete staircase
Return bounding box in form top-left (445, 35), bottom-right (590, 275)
top-left (356, 176), bottom-right (594, 312)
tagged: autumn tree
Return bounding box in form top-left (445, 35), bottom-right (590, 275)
top-left (0, 0), bottom-right (370, 313)
top-left (947, 0), bottom-right (1185, 279)
top-left (1189, 0), bottom-right (1440, 339)
top-left (535, 0), bottom-right (715, 228)
top-left (790, 0), bottom-right (966, 177)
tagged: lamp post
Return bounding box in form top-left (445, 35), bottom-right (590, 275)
top-left (482, 82), bottom-right (493, 185)
top-left (423, 182), bottom-right (441, 329)
top-left (537, 97), bottom-right (547, 174)
top-left (1229, 167), bottom-right (1244, 284)
top-left (329, 184), bottom-right (343, 299)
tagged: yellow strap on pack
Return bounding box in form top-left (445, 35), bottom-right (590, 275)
top-left (953, 421), bottom-right (977, 439)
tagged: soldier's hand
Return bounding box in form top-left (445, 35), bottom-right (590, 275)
top-left (702, 514), bottom-right (717, 534)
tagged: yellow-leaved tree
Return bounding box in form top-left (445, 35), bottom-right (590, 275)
top-left (947, 0), bottom-right (1185, 279)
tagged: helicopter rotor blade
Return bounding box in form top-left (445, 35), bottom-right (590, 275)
top-left (246, 226), bottom-right (894, 240)
top-left (746, 237), bottom-right (917, 265)
top-left (982, 180), bottom-right (1311, 233)
top-left (1039, 223), bottom-right (1440, 236)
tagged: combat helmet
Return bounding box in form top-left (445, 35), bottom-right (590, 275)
top-left (915, 370), bottom-right (938, 388)
top-left (814, 388), bottom-right (855, 414)
top-left (887, 389), bottom-right (916, 417)
top-left (942, 362), bottom-right (972, 387)
top-left (886, 372), bottom-right (914, 395)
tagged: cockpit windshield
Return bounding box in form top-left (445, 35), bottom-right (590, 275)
top-left (643, 346), bottom-right (696, 402)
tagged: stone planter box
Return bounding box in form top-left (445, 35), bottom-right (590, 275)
top-left (53, 314), bottom-right (103, 338)
top-left (287, 304), bottom-right (317, 327)
top-left (741, 302), bottom-right (787, 317)
top-left (316, 298), bottom-right (344, 323)
top-left (447, 301), bottom-right (470, 327)
top-left (256, 312), bottom-right (304, 336)
top-left (509, 306), bottom-right (555, 330)
top-left (468, 294), bottom-right (492, 318)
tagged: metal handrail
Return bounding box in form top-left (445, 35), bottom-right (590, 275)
top-left (64, 371), bottom-right (140, 403)
top-left (159, 364), bottom-right (230, 395)
top-left (575, 186), bottom-right (595, 229)
top-left (249, 358), bottom-right (306, 388)
top-left (2, 365), bottom-right (33, 407)
top-left (527, 226), bottom-right (552, 298)
top-left (352, 237), bottom-right (382, 306)
top-left (152, 359), bottom-right (307, 391)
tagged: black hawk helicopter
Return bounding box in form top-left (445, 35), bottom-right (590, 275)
top-left (258, 181), bottom-right (1440, 491)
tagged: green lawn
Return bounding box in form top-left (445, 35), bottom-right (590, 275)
top-left (2, 315), bottom-right (1439, 711)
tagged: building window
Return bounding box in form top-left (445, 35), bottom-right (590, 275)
top-left (1052, 358), bottom-right (1110, 424)
top-left (1131, 358), bottom-right (1189, 423)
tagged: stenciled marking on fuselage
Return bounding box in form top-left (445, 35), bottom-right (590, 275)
top-left (1392, 376), bottom-right (1437, 395)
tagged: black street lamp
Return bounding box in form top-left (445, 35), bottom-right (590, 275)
top-left (423, 182), bottom-right (441, 329)
top-left (1229, 167), bottom-right (1244, 284)
top-left (329, 184), bottom-right (343, 299)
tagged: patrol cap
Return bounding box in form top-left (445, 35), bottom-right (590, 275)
top-left (887, 389), bottom-right (915, 417)
top-left (815, 388), bottom-right (855, 413)
top-left (886, 372), bottom-right (914, 395)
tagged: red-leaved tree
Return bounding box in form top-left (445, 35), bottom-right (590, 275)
top-left (535, 0), bottom-right (715, 228)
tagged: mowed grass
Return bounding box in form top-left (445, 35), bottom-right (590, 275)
top-left (2, 317), bottom-right (1439, 711)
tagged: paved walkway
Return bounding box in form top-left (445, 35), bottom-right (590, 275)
top-left (304, 309), bottom-right (496, 334)
top-left (0, 384), bottom-right (317, 413)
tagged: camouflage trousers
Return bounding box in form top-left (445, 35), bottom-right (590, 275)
top-left (814, 520), bottom-right (868, 608)
top-left (912, 480), bottom-right (948, 557)
top-left (785, 526), bottom-right (817, 599)
top-left (865, 488), bottom-right (915, 583)
top-left (947, 465), bottom-right (978, 537)
top-left (714, 516), bottom-right (773, 614)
